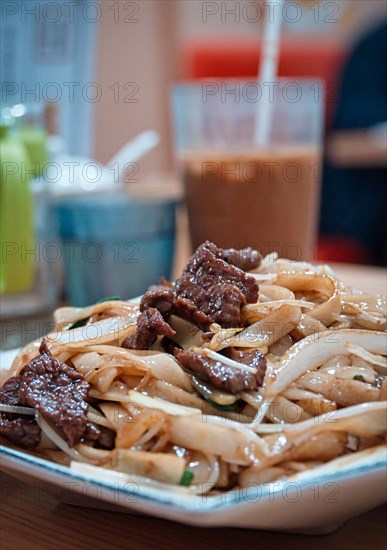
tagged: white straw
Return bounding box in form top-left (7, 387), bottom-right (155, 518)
top-left (254, 0), bottom-right (284, 147)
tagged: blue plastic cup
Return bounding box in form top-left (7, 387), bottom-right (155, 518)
top-left (55, 193), bottom-right (178, 306)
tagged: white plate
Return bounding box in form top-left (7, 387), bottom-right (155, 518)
top-left (1, 348), bottom-right (386, 534)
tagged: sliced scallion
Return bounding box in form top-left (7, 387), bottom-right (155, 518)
top-left (180, 470), bottom-right (194, 487)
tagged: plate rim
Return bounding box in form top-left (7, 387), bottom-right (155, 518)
top-left (1, 443), bottom-right (386, 513)
top-left (1, 345), bottom-right (386, 518)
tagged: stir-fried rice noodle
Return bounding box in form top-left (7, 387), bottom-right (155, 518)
top-left (4, 252), bottom-right (386, 494)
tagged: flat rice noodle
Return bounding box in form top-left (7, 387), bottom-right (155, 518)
top-left (144, 379), bottom-right (207, 409)
top-left (273, 272), bottom-right (341, 326)
top-left (72, 352), bottom-right (145, 378)
top-left (258, 284), bottom-right (295, 301)
top-left (76, 444), bottom-right (113, 466)
top-left (253, 330), bottom-right (386, 425)
top-left (56, 350), bottom-right (76, 364)
top-left (99, 402), bottom-right (140, 428)
top-left (185, 452), bottom-right (220, 489)
top-left (116, 396), bottom-right (259, 465)
top-left (243, 431), bottom-right (348, 478)
top-left (71, 346), bottom-right (150, 369)
top-left (255, 252), bottom-right (278, 271)
top-left (249, 273), bottom-right (277, 282)
top-left (214, 305), bottom-right (301, 351)
top-left (257, 257), bottom-right (335, 276)
top-left (259, 402), bottom-right (387, 440)
top-left (379, 379), bottom-right (387, 401)
top-left (72, 352), bottom-right (105, 378)
top-left (86, 406), bottom-right (115, 429)
top-left (318, 364), bottom-right (377, 384)
top-left (89, 367), bottom-right (119, 394)
top-left (271, 431), bottom-right (349, 464)
top-left (169, 415), bottom-right (268, 466)
top-left (113, 449), bottom-right (185, 484)
top-left (344, 343), bottom-right (387, 373)
top-left (320, 354), bottom-right (350, 370)
top-left (240, 390), bottom-right (263, 411)
top-left (293, 396), bottom-right (337, 417)
top-left (168, 315), bottom-right (203, 349)
top-left (216, 460), bottom-right (230, 488)
top-left (267, 330), bottom-right (385, 399)
top-left (53, 301), bottom-right (139, 326)
top-left (340, 292), bottom-right (386, 313)
top-left (208, 327), bottom-right (244, 351)
top-left (290, 314), bottom-right (327, 340)
top-left (253, 402), bottom-right (386, 468)
top-left (242, 299), bottom-right (314, 324)
top-left (46, 316), bottom-right (135, 348)
top-left (72, 346), bottom-right (192, 391)
top-left (282, 386), bottom-right (325, 401)
top-left (89, 380), bottom-right (133, 403)
top-left (115, 407), bottom-right (168, 449)
top-left (282, 386), bottom-right (337, 416)
top-left (329, 318), bottom-right (352, 330)
top-left (72, 352), bottom-right (140, 393)
top-left (265, 395), bottom-right (310, 423)
top-left (129, 352), bottom-right (192, 392)
top-left (345, 307), bottom-right (387, 331)
top-left (268, 335), bottom-right (293, 357)
top-left (127, 390), bottom-right (202, 417)
top-left (72, 352), bottom-right (144, 393)
top-left (298, 371), bottom-right (380, 406)
top-left (120, 374), bottom-right (149, 390)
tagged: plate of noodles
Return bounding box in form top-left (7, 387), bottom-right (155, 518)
top-left (1, 242), bottom-right (386, 534)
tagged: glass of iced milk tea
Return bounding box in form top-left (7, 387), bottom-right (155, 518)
top-left (171, 79), bottom-right (323, 261)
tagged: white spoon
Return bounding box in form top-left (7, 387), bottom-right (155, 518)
top-left (107, 129), bottom-right (160, 185)
top-left (47, 130), bottom-right (160, 196)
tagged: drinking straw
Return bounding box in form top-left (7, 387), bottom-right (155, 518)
top-left (254, 0), bottom-right (284, 146)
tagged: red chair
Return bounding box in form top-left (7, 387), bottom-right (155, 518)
top-left (180, 38), bottom-right (348, 129)
top-left (316, 237), bottom-right (371, 265)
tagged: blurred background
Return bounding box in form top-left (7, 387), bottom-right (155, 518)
top-left (1, 0), bottom-right (386, 346)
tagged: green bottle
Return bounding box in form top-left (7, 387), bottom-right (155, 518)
top-left (0, 124), bottom-right (36, 293)
top-left (17, 123), bottom-right (49, 177)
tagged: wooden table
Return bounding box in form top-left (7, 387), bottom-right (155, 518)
top-left (1, 251), bottom-right (386, 549)
top-left (333, 263), bottom-right (386, 295)
top-left (0, 470), bottom-right (386, 550)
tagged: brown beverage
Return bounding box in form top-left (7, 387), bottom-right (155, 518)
top-left (180, 147), bottom-right (321, 261)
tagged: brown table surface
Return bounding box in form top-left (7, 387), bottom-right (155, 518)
top-left (1, 256), bottom-right (386, 549)
top-left (0, 470), bottom-right (386, 550)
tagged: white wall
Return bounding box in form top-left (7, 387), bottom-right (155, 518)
top-left (94, 0), bottom-right (177, 171)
